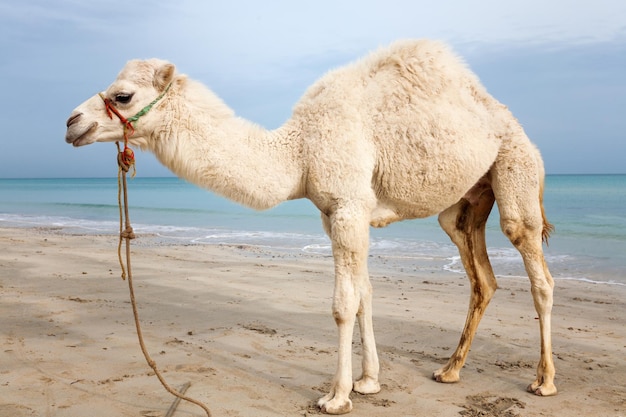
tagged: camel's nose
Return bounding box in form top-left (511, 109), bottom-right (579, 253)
top-left (66, 112), bottom-right (82, 128)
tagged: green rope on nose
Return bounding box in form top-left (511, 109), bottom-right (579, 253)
top-left (127, 83), bottom-right (172, 125)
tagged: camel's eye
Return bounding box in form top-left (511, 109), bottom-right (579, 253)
top-left (115, 93), bottom-right (133, 104)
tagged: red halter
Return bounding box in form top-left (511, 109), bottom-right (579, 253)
top-left (99, 93), bottom-right (136, 172)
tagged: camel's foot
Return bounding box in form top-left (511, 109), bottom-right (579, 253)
top-left (527, 379), bottom-right (557, 396)
top-left (317, 393), bottom-right (353, 415)
top-left (353, 376), bottom-right (381, 395)
top-left (432, 366), bottom-right (460, 383)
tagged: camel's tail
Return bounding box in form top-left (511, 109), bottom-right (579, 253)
top-left (539, 178), bottom-right (554, 245)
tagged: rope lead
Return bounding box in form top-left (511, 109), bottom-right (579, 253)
top-left (103, 86), bottom-right (212, 416)
top-left (117, 151), bottom-right (212, 417)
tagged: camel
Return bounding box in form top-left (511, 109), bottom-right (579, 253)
top-left (65, 39), bottom-right (557, 414)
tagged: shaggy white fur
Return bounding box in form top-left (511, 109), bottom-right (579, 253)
top-left (66, 39), bottom-right (557, 415)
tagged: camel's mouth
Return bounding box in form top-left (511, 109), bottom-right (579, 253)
top-left (66, 122), bottom-right (98, 147)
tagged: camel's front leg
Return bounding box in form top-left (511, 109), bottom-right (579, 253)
top-left (317, 265), bottom-right (359, 415)
top-left (317, 208), bottom-right (379, 414)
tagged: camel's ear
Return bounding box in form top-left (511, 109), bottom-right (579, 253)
top-left (154, 63), bottom-right (175, 91)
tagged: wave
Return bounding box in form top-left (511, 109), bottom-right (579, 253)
top-left (554, 276), bottom-right (626, 287)
top-left (1, 211), bottom-right (624, 286)
top-left (46, 202), bottom-right (119, 210)
top-left (0, 213), bottom-right (119, 232)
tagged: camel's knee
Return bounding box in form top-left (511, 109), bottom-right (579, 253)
top-left (332, 283), bottom-right (372, 326)
top-left (500, 217), bottom-right (542, 248)
top-left (332, 289), bottom-right (360, 326)
top-left (500, 218), bottom-right (522, 244)
top-left (332, 314), bottom-right (347, 326)
top-left (332, 306), bottom-right (355, 326)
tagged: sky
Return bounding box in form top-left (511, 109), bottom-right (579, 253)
top-left (0, 0), bottom-right (625, 177)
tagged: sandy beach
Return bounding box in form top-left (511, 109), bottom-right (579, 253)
top-left (1, 226), bottom-right (624, 416)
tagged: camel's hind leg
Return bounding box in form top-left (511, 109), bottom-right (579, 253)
top-left (434, 183), bottom-right (497, 383)
top-left (491, 143), bottom-right (557, 396)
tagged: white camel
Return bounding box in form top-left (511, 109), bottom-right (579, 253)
top-left (65, 39), bottom-right (557, 414)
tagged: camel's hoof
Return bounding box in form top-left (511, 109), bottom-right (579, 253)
top-left (432, 367), bottom-right (460, 383)
top-left (527, 381), bottom-right (558, 396)
top-left (353, 377), bottom-right (381, 395)
top-left (318, 397), bottom-right (353, 415)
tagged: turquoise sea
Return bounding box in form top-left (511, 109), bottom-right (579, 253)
top-left (0, 175), bottom-right (624, 286)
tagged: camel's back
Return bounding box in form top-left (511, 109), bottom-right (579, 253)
top-left (294, 40), bottom-right (520, 216)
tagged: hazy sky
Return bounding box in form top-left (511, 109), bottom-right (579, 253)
top-left (1, 0), bottom-right (625, 177)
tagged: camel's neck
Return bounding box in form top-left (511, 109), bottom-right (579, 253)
top-left (148, 85), bottom-right (305, 210)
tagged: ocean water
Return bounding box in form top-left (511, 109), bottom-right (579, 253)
top-left (0, 175), bottom-right (624, 286)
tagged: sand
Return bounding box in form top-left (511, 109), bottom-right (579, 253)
top-left (0, 226), bottom-right (624, 416)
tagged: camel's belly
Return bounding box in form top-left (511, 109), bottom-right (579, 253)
top-left (372, 163), bottom-right (491, 219)
top-left (370, 189), bottom-right (459, 228)
top-left (371, 124), bottom-right (501, 219)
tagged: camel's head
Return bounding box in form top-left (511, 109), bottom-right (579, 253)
top-left (65, 59), bottom-right (176, 148)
